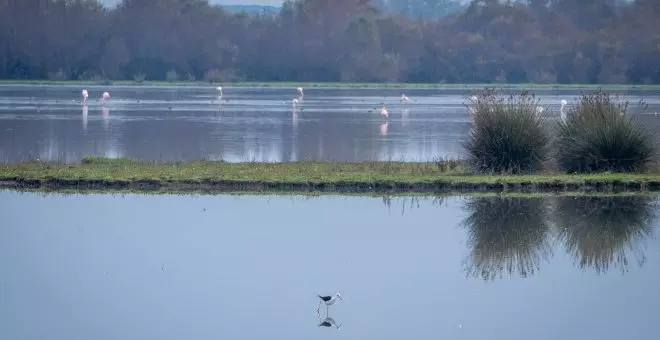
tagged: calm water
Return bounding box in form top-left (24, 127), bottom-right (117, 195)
top-left (1, 85), bottom-right (660, 163)
top-left (1, 191), bottom-right (659, 340)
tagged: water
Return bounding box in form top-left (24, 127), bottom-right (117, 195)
top-left (1, 190), bottom-right (659, 340)
top-left (1, 85), bottom-right (660, 163)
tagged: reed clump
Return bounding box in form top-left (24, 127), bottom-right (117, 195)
top-left (464, 89), bottom-right (550, 174)
top-left (553, 91), bottom-right (655, 173)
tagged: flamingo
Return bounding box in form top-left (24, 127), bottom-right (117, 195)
top-left (400, 94), bottom-right (409, 102)
top-left (535, 106), bottom-right (544, 115)
top-left (81, 89), bottom-right (88, 104)
top-left (297, 87), bottom-right (303, 98)
top-left (216, 86), bottom-right (223, 96)
top-left (101, 91), bottom-right (110, 105)
top-left (379, 104), bottom-right (389, 119)
top-left (560, 99), bottom-right (567, 122)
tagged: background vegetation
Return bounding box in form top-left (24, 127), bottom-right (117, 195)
top-left (0, 0), bottom-right (658, 84)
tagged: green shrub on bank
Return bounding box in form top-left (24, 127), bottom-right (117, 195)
top-left (554, 91), bottom-right (655, 173)
top-left (464, 90), bottom-right (550, 174)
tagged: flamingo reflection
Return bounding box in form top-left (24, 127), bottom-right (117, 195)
top-left (379, 122), bottom-right (388, 136)
top-left (401, 108), bottom-right (410, 127)
top-left (82, 105), bottom-right (88, 133)
top-left (101, 107), bottom-right (110, 131)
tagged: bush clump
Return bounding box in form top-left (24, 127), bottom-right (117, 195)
top-left (554, 91), bottom-right (655, 173)
top-left (463, 89), bottom-right (550, 174)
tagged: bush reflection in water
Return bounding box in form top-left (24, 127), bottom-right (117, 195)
top-left (461, 197), bottom-right (553, 281)
top-left (555, 195), bottom-right (657, 274)
top-left (392, 194), bottom-right (657, 280)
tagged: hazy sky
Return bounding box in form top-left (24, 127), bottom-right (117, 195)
top-left (100, 0), bottom-right (283, 6)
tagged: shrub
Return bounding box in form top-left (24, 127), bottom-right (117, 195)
top-left (165, 69), bottom-right (179, 82)
top-left (133, 72), bottom-right (146, 83)
top-left (554, 91), bottom-right (655, 173)
top-left (463, 89), bottom-right (550, 174)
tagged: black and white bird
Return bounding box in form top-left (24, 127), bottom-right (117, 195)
top-left (318, 317), bottom-right (342, 329)
top-left (318, 293), bottom-right (342, 306)
top-left (317, 293), bottom-right (342, 313)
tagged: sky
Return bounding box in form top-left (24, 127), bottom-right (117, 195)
top-left (100, 0), bottom-right (284, 6)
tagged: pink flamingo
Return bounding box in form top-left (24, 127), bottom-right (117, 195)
top-left (81, 89), bottom-right (88, 104)
top-left (400, 94), bottom-right (409, 102)
top-left (101, 91), bottom-right (110, 105)
top-left (379, 104), bottom-right (389, 119)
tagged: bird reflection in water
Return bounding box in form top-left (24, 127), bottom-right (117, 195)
top-left (82, 105), bottom-right (88, 133)
top-left (379, 122), bottom-right (388, 136)
top-left (101, 107), bottom-right (110, 132)
top-left (318, 316), bottom-right (342, 330)
top-left (401, 108), bottom-right (410, 127)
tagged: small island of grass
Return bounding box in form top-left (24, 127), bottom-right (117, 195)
top-left (2, 156), bottom-right (660, 195)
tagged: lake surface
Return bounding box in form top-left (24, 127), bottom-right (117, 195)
top-left (1, 85), bottom-right (660, 163)
top-left (1, 190), bottom-right (659, 340)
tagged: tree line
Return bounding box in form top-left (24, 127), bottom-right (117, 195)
top-left (0, 0), bottom-right (658, 84)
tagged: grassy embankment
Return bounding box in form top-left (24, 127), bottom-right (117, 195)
top-left (1, 79), bottom-right (660, 90)
top-left (2, 157), bottom-right (660, 195)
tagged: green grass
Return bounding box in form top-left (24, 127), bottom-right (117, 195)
top-left (1, 79), bottom-right (660, 90)
top-left (2, 157), bottom-right (660, 194)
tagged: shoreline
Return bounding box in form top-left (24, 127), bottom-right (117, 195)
top-left (3, 158), bottom-right (660, 195)
top-left (0, 80), bottom-right (659, 90)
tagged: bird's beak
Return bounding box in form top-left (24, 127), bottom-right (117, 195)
top-left (339, 296), bottom-right (343, 300)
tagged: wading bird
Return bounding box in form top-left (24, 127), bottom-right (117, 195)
top-left (317, 293), bottom-right (342, 313)
top-left (217, 86), bottom-right (223, 96)
top-left (535, 106), bottom-right (545, 115)
top-left (81, 89), bottom-right (88, 104)
top-left (401, 94), bottom-right (409, 102)
top-left (297, 87), bottom-right (304, 98)
top-left (380, 104), bottom-right (389, 119)
top-left (560, 99), bottom-right (567, 122)
top-left (101, 91), bottom-right (110, 105)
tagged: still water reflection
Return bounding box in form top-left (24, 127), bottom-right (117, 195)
top-left (0, 191), bottom-right (659, 340)
top-left (2, 85), bottom-right (660, 163)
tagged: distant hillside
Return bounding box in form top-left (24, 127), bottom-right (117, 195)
top-left (221, 5), bottom-right (280, 14)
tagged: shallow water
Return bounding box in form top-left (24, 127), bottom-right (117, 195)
top-left (1, 85), bottom-right (660, 163)
top-left (1, 191), bottom-right (659, 340)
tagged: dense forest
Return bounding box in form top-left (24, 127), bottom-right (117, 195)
top-left (0, 0), bottom-right (658, 84)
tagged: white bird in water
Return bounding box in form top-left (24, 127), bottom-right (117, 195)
top-left (297, 87), bottom-right (304, 98)
top-left (400, 94), bottom-right (409, 102)
top-left (317, 293), bottom-right (342, 313)
top-left (101, 91), bottom-right (110, 105)
top-left (318, 317), bottom-right (342, 329)
top-left (535, 106), bottom-right (544, 115)
top-left (81, 89), bottom-right (88, 104)
top-left (379, 104), bottom-right (389, 119)
top-left (560, 99), bottom-right (568, 122)
top-left (216, 86), bottom-right (223, 96)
